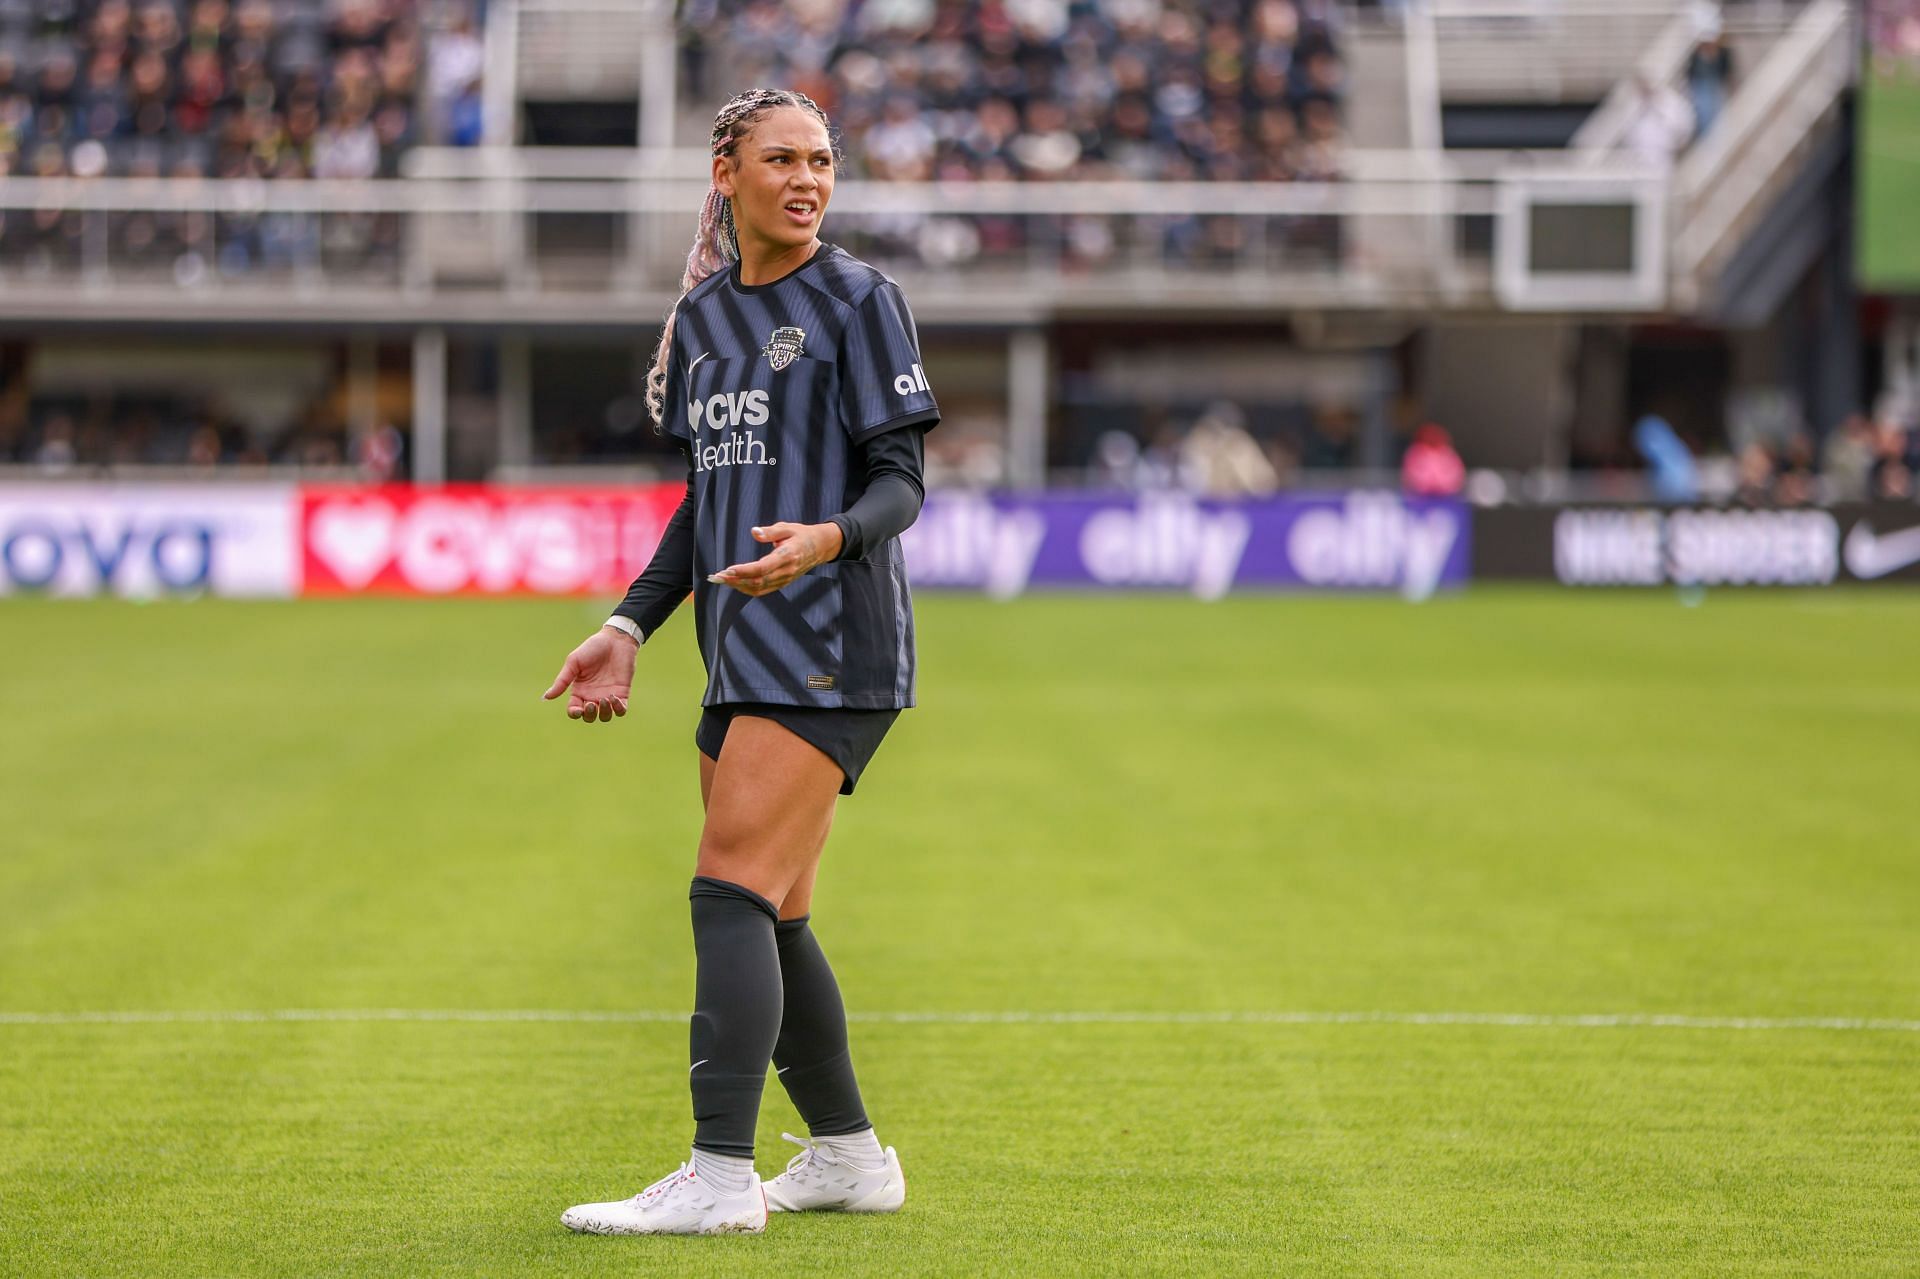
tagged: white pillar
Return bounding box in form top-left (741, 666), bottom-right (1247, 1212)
top-left (638, 0), bottom-right (678, 150)
top-left (497, 334), bottom-right (532, 474)
top-left (413, 327), bottom-right (448, 485)
top-left (481, 0), bottom-right (519, 147)
top-left (1007, 327), bottom-right (1049, 490)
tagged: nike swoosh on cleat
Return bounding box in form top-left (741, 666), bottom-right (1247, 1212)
top-left (690, 1059), bottom-right (709, 1073)
top-left (775, 1066), bottom-right (790, 1074)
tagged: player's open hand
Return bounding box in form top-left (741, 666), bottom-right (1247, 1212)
top-left (709, 521), bottom-right (844, 597)
top-left (541, 627), bottom-right (638, 723)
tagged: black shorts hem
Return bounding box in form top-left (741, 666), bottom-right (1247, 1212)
top-left (695, 702), bottom-right (900, 796)
top-left (703, 683), bottom-right (914, 711)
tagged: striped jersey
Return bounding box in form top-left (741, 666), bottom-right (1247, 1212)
top-left (662, 243), bottom-right (940, 710)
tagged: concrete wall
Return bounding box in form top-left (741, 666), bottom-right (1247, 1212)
top-left (1417, 319), bottom-right (1576, 469)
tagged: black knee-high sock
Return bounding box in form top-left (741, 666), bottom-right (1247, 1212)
top-left (772, 915), bottom-right (871, 1136)
top-left (688, 876), bottom-right (783, 1159)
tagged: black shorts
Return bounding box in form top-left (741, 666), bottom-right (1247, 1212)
top-left (695, 702), bottom-right (900, 796)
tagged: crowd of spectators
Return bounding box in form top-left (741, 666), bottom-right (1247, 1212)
top-left (1719, 418), bottom-right (1920, 506)
top-left (0, 0), bottom-right (483, 277)
top-left (2, 395), bottom-right (406, 475)
top-left (1625, 400), bottom-right (1920, 507)
top-left (698, 0), bottom-right (1347, 185)
top-left (1079, 397), bottom-right (1378, 494)
top-left (690, 0), bottom-right (1347, 271)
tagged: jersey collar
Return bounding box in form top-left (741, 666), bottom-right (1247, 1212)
top-left (728, 242), bottom-right (837, 295)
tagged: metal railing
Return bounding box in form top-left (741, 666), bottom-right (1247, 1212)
top-left (0, 153), bottom-right (1659, 324)
top-left (0, 159), bottom-right (1520, 320)
top-left (1669, 0), bottom-right (1852, 293)
top-left (1425, 0), bottom-right (1693, 101)
top-left (0, 88), bottom-right (1842, 327)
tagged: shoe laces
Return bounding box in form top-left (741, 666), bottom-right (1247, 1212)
top-left (778, 1132), bottom-right (835, 1181)
top-left (631, 1163), bottom-right (690, 1204)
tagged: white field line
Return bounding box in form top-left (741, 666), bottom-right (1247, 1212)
top-left (0, 1009), bottom-right (1916, 1032)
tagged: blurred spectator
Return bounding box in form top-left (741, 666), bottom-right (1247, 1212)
top-left (1401, 422), bottom-right (1464, 496)
top-left (353, 420), bottom-right (404, 480)
top-left (1633, 412), bottom-right (1700, 501)
top-left (1178, 400), bottom-right (1278, 495)
top-left (1871, 421), bottom-right (1916, 500)
top-left (1821, 413), bottom-right (1878, 501)
top-left (1623, 72), bottom-right (1694, 168)
top-left (1731, 440), bottom-right (1774, 505)
top-left (34, 412), bottom-right (78, 471)
top-left (1685, 29), bottom-right (1734, 140)
top-left (1090, 429), bottom-right (1146, 489)
top-left (426, 8), bottom-right (483, 145)
top-left (314, 101), bottom-right (379, 178)
top-left (1773, 431), bottom-right (1816, 506)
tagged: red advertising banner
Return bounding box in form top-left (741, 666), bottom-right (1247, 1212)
top-left (300, 484), bottom-right (686, 596)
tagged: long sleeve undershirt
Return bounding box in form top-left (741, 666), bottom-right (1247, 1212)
top-left (609, 424), bottom-right (928, 642)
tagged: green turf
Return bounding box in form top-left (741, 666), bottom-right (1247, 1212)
top-left (1858, 64), bottom-right (1920, 289)
top-left (1, 590), bottom-right (1917, 1276)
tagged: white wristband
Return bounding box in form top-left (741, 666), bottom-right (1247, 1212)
top-left (603, 616), bottom-right (644, 644)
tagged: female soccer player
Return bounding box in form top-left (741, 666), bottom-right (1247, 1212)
top-left (541, 88), bottom-right (937, 1236)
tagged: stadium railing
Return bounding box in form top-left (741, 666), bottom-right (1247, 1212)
top-left (1668, 0), bottom-right (1852, 306)
top-left (0, 150), bottom-right (1677, 325)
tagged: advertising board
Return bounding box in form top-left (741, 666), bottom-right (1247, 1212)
top-left (1473, 505), bottom-right (1920, 586)
top-left (0, 484), bottom-right (298, 598)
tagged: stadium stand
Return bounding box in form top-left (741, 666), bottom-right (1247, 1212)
top-left (0, 0), bottom-right (452, 180)
top-left (0, 0), bottom-right (483, 278)
top-left (0, 0), bottom-right (1910, 503)
top-left (698, 0), bottom-right (1347, 183)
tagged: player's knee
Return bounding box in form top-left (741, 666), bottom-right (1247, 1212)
top-left (695, 825), bottom-right (782, 893)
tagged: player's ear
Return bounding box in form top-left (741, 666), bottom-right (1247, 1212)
top-left (711, 154), bottom-right (736, 199)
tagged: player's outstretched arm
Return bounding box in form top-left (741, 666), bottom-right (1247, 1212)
top-left (709, 427), bottom-right (927, 598)
top-left (709, 522), bottom-right (845, 597)
top-left (541, 627), bottom-right (638, 723)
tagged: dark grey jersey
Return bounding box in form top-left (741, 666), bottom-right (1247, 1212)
top-left (662, 244), bottom-right (939, 710)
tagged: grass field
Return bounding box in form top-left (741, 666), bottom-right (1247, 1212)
top-left (1859, 64), bottom-right (1920, 289)
top-left (2, 589), bottom-right (1917, 1277)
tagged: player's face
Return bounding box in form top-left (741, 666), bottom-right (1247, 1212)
top-left (716, 107), bottom-right (835, 257)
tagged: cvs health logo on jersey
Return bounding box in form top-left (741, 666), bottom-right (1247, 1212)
top-left (686, 389), bottom-right (777, 471)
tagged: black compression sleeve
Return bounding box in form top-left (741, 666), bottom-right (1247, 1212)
top-left (829, 425), bottom-right (926, 562)
top-left (612, 452), bottom-right (695, 639)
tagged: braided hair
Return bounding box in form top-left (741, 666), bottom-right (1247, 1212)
top-left (645, 88), bottom-right (835, 430)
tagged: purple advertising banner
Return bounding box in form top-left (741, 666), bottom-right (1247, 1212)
top-left (901, 491), bottom-right (1471, 598)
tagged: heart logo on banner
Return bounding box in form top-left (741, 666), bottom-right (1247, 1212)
top-left (309, 499), bottom-right (397, 590)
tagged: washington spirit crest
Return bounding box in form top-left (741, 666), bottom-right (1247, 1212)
top-left (762, 326), bottom-right (806, 371)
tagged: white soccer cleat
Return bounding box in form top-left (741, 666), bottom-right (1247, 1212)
top-left (762, 1133), bottom-right (906, 1213)
top-left (560, 1162), bottom-right (767, 1235)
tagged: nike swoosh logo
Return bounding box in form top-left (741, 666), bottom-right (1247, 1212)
top-left (688, 352), bottom-right (709, 376)
top-left (690, 1058), bottom-right (709, 1074)
top-left (1844, 521), bottom-right (1920, 579)
top-left (776, 1066), bottom-right (790, 1074)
